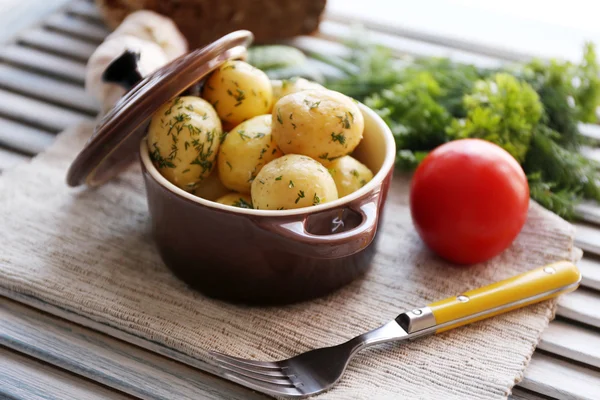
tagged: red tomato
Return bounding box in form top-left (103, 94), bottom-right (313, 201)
top-left (410, 139), bottom-right (529, 265)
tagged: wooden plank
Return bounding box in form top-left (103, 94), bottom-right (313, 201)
top-left (557, 288), bottom-right (600, 328)
top-left (510, 388), bottom-right (553, 400)
top-left (1, 347), bottom-right (133, 400)
top-left (579, 124), bottom-right (600, 142)
top-left (0, 45), bottom-right (86, 84)
top-left (325, 0), bottom-right (600, 63)
top-left (316, 20), bottom-right (504, 68)
top-left (0, 298), bottom-right (268, 400)
top-left (538, 319), bottom-right (600, 368)
top-left (580, 146), bottom-right (600, 164)
top-left (575, 223), bottom-right (600, 256)
top-left (18, 28), bottom-right (96, 61)
top-left (2, 288), bottom-right (598, 400)
top-left (0, 146), bottom-right (29, 171)
top-left (579, 257), bottom-right (600, 291)
top-left (0, 117), bottom-right (55, 155)
top-left (44, 12), bottom-right (109, 43)
top-left (0, 89), bottom-right (90, 132)
top-left (0, 0), bottom-right (71, 42)
top-left (66, 0), bottom-right (105, 23)
top-left (324, 10), bottom-right (530, 63)
top-left (521, 352), bottom-right (600, 400)
top-left (576, 202), bottom-right (600, 226)
top-left (0, 64), bottom-right (97, 115)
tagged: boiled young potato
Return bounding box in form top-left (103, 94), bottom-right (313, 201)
top-left (271, 78), bottom-right (325, 103)
top-left (216, 193), bottom-right (253, 209)
top-left (218, 115), bottom-right (284, 193)
top-left (327, 156), bottom-right (374, 197)
top-left (193, 167), bottom-right (230, 201)
top-left (271, 89), bottom-right (364, 161)
top-left (251, 154), bottom-right (338, 210)
top-left (201, 60), bottom-right (273, 128)
top-left (147, 96), bottom-right (221, 191)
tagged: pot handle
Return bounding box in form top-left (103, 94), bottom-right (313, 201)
top-left (261, 195), bottom-right (380, 259)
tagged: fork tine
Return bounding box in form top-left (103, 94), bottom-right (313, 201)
top-left (219, 363), bottom-right (294, 386)
top-left (224, 368), bottom-right (306, 398)
top-left (209, 351), bottom-right (282, 369)
top-left (213, 354), bottom-right (288, 378)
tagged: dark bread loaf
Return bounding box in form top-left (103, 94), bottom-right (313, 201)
top-left (96, 0), bottom-right (327, 49)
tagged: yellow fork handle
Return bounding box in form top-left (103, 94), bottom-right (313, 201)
top-left (428, 261), bottom-right (581, 333)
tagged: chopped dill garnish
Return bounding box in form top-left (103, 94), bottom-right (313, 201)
top-left (303, 99), bottom-right (321, 109)
top-left (232, 198), bottom-right (253, 209)
top-left (313, 193), bottom-right (321, 205)
top-left (331, 132), bottom-right (346, 145)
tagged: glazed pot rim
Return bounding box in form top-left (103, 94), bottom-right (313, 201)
top-left (139, 102), bottom-right (395, 217)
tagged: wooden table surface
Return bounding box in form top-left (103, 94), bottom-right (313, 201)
top-left (0, 1), bottom-right (599, 399)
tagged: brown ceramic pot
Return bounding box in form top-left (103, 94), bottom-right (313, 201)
top-left (67, 30), bottom-right (396, 304)
top-left (140, 103), bottom-right (395, 304)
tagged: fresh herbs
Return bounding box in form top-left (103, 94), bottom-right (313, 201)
top-left (295, 190), bottom-right (305, 204)
top-left (302, 38), bottom-right (600, 219)
top-left (232, 197), bottom-right (253, 209)
top-left (304, 99), bottom-right (321, 110)
top-left (331, 132), bottom-right (346, 145)
top-left (313, 193), bottom-right (321, 205)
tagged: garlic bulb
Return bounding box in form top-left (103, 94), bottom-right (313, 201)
top-left (85, 35), bottom-right (168, 113)
top-left (106, 10), bottom-right (188, 61)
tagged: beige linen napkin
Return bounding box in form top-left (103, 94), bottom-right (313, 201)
top-left (0, 123), bottom-right (580, 399)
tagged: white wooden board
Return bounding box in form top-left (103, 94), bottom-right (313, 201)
top-left (0, 44), bottom-right (86, 84)
top-left (538, 319), bottom-right (600, 368)
top-left (1, 347), bottom-right (132, 400)
top-left (0, 117), bottom-right (55, 155)
top-left (18, 28), bottom-right (96, 61)
top-left (0, 298), bottom-right (269, 400)
top-left (579, 257), bottom-right (600, 291)
top-left (557, 288), bottom-right (600, 328)
top-left (0, 64), bottom-right (97, 114)
top-left (521, 352), bottom-right (600, 400)
top-left (0, 89), bottom-right (90, 132)
top-left (575, 223), bottom-right (600, 256)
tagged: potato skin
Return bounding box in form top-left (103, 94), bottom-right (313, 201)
top-left (147, 96), bottom-right (221, 191)
top-left (202, 60), bottom-right (273, 127)
top-left (251, 154), bottom-right (338, 210)
top-left (193, 168), bottom-right (230, 201)
top-left (271, 89), bottom-right (364, 161)
top-left (216, 193), bottom-right (253, 209)
top-left (327, 156), bottom-right (374, 197)
top-left (218, 115), bottom-right (283, 193)
top-left (271, 78), bottom-right (325, 103)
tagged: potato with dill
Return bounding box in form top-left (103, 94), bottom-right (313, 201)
top-left (251, 154), bottom-right (338, 210)
top-left (327, 156), bottom-right (374, 197)
top-left (216, 193), bottom-right (253, 209)
top-left (193, 168), bottom-right (230, 201)
top-left (218, 115), bottom-right (283, 193)
top-left (271, 89), bottom-right (364, 161)
top-left (271, 78), bottom-right (325, 103)
top-left (201, 60), bottom-right (273, 128)
top-left (147, 96), bottom-right (221, 191)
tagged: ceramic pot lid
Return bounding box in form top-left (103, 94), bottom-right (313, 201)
top-left (67, 30), bottom-right (253, 187)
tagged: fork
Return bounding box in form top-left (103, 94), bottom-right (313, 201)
top-left (209, 261), bottom-right (580, 398)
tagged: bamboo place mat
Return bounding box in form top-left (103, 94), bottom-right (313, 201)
top-left (0, 122), bottom-right (582, 399)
